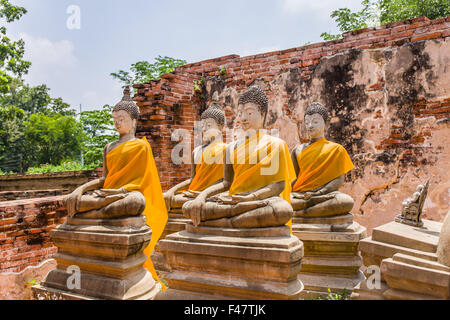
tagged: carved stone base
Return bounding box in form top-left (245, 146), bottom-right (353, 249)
top-left (157, 223), bottom-right (304, 300)
top-left (292, 214), bottom-right (367, 298)
top-left (395, 214), bottom-right (424, 227)
top-left (353, 219), bottom-right (444, 300)
top-left (381, 253), bottom-right (450, 300)
top-left (32, 216), bottom-right (160, 300)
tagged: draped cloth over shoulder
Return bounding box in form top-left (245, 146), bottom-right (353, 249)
top-left (183, 140), bottom-right (227, 192)
top-left (292, 137), bottom-right (354, 193)
top-left (104, 137), bottom-right (168, 289)
top-left (229, 131), bottom-right (297, 229)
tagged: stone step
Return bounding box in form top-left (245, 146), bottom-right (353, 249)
top-left (381, 256), bottom-right (450, 299)
top-left (371, 220), bottom-right (441, 253)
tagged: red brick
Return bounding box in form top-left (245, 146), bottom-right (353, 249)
top-left (406, 21), bottom-right (431, 30)
top-left (0, 218), bottom-right (16, 226)
top-left (411, 32), bottom-right (442, 42)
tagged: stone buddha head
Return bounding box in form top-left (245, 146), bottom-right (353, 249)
top-left (113, 87), bottom-right (140, 136)
top-left (200, 102), bottom-right (225, 143)
top-left (304, 102), bottom-right (330, 141)
top-left (237, 86), bottom-right (268, 132)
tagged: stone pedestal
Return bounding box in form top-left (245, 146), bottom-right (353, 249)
top-left (32, 216), bottom-right (161, 300)
top-left (157, 223), bottom-right (304, 300)
top-left (151, 209), bottom-right (190, 275)
top-left (292, 214), bottom-right (367, 299)
top-left (381, 253), bottom-right (450, 300)
top-left (351, 219), bottom-right (442, 300)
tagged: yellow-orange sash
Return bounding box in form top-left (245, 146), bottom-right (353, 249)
top-left (292, 137), bottom-right (354, 192)
top-left (229, 131), bottom-right (296, 230)
top-left (186, 140), bottom-right (226, 192)
top-left (104, 137), bottom-right (168, 289)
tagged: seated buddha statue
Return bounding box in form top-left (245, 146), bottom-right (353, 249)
top-left (63, 87), bottom-right (167, 283)
top-left (183, 86), bottom-right (296, 228)
top-left (290, 102), bottom-right (355, 218)
top-left (163, 102), bottom-right (227, 213)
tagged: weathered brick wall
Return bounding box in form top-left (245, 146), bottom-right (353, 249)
top-left (0, 197), bottom-right (66, 273)
top-left (0, 190), bottom-right (69, 202)
top-left (134, 16), bottom-right (450, 232)
top-left (0, 169), bottom-right (102, 193)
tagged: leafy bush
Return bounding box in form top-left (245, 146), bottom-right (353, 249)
top-left (26, 160), bottom-right (99, 174)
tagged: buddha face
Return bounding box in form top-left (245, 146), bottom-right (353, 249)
top-left (113, 110), bottom-right (136, 135)
top-left (202, 118), bottom-right (222, 143)
top-left (304, 113), bottom-right (326, 141)
top-left (238, 102), bottom-right (265, 132)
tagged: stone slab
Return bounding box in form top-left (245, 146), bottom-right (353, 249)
top-left (39, 216), bottom-right (159, 300)
top-left (162, 270), bottom-right (303, 300)
top-left (371, 220), bottom-right (441, 253)
top-left (43, 268), bottom-right (159, 300)
top-left (298, 271), bottom-right (364, 299)
top-left (359, 236), bottom-right (438, 268)
top-left (301, 256), bottom-right (363, 274)
top-left (383, 288), bottom-right (445, 300)
top-left (159, 227), bottom-right (304, 299)
top-left (293, 222), bottom-right (367, 243)
top-left (33, 279), bottom-right (161, 300)
top-left (381, 255), bottom-right (450, 299)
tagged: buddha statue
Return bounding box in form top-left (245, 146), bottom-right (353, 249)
top-left (395, 180), bottom-right (429, 227)
top-left (290, 102), bottom-right (355, 218)
top-left (163, 102), bottom-right (227, 213)
top-left (63, 87), bottom-right (167, 284)
top-left (183, 86), bottom-right (296, 228)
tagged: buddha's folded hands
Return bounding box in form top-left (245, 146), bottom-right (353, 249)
top-left (183, 190), bottom-right (201, 198)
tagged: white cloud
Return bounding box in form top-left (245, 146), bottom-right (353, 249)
top-left (281, 0), bottom-right (362, 16)
top-left (18, 32), bottom-right (77, 84)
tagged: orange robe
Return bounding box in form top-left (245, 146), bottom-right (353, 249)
top-left (176, 141), bottom-right (227, 194)
top-left (229, 131), bottom-right (297, 229)
top-left (292, 137), bottom-right (354, 192)
top-left (188, 140), bottom-right (227, 192)
top-left (103, 137), bottom-right (168, 289)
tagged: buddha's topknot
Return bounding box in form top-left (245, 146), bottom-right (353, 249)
top-left (238, 85), bottom-right (268, 116)
top-left (113, 87), bottom-right (140, 120)
top-left (305, 102), bottom-right (329, 122)
top-left (201, 103), bottom-right (225, 125)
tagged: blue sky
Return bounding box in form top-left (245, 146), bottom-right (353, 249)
top-left (7, 0), bottom-right (363, 111)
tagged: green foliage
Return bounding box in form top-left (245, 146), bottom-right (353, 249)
top-left (219, 66), bottom-right (227, 76)
top-left (321, 0), bottom-right (379, 40)
top-left (23, 113), bottom-right (83, 168)
top-left (0, 105), bottom-right (25, 172)
top-left (321, 0), bottom-right (450, 40)
top-left (193, 77), bottom-right (205, 93)
top-left (25, 279), bottom-right (40, 287)
top-left (111, 55), bottom-right (187, 87)
top-left (26, 160), bottom-right (97, 174)
top-left (312, 288), bottom-right (351, 300)
top-left (0, 168), bottom-right (14, 175)
top-left (379, 0), bottom-right (450, 25)
top-left (0, 79), bottom-right (76, 172)
top-left (0, 79), bottom-right (75, 116)
top-left (80, 104), bottom-right (118, 165)
top-left (0, 0), bottom-right (31, 93)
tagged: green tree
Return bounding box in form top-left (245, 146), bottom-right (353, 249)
top-left (80, 104), bottom-right (118, 165)
top-left (321, 0), bottom-right (450, 40)
top-left (0, 79), bottom-right (75, 116)
top-left (379, 0), bottom-right (450, 25)
top-left (0, 0), bottom-right (31, 93)
top-left (111, 55), bottom-right (187, 87)
top-left (23, 113), bottom-right (83, 169)
top-left (0, 105), bottom-right (25, 172)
